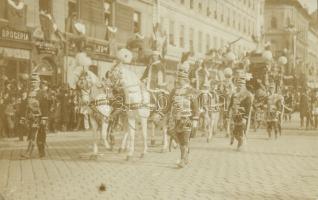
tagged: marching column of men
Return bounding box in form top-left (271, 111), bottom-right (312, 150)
top-left (11, 46), bottom-right (295, 165)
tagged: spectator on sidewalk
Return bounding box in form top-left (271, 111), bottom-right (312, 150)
top-left (312, 90), bottom-right (318, 129)
top-left (0, 97), bottom-right (6, 138)
top-left (299, 88), bottom-right (313, 129)
top-left (16, 92), bottom-right (28, 141)
top-left (4, 97), bottom-right (16, 138)
top-left (60, 86), bottom-right (72, 131)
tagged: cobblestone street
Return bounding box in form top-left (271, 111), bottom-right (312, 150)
top-left (0, 120), bottom-right (318, 200)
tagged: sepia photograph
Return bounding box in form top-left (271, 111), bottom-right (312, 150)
top-left (0, 0), bottom-right (318, 199)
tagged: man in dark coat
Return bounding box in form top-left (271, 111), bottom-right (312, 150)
top-left (228, 70), bottom-right (253, 150)
top-left (299, 88), bottom-right (312, 129)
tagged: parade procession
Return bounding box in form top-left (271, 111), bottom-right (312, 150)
top-left (1, 0), bottom-right (318, 200)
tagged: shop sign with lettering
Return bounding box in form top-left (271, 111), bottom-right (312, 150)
top-left (0, 47), bottom-right (30, 59)
top-left (68, 40), bottom-right (109, 56)
top-left (35, 41), bottom-right (58, 55)
top-left (87, 43), bottom-right (109, 55)
top-left (0, 27), bottom-right (30, 42)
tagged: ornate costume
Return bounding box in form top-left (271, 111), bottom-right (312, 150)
top-left (266, 83), bottom-right (284, 138)
top-left (22, 76), bottom-right (44, 158)
top-left (166, 68), bottom-right (199, 168)
top-left (228, 70), bottom-right (253, 150)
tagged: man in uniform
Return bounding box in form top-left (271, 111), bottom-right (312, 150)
top-left (266, 82), bottom-right (284, 139)
top-left (37, 80), bottom-right (50, 157)
top-left (140, 50), bottom-right (168, 145)
top-left (21, 74), bottom-right (47, 158)
top-left (140, 50), bottom-right (166, 91)
top-left (228, 70), bottom-right (253, 150)
top-left (21, 74), bottom-right (42, 158)
top-left (166, 69), bottom-right (199, 168)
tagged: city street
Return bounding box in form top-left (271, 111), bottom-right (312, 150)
top-left (0, 119), bottom-right (317, 200)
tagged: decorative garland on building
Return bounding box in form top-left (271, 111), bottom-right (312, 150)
top-left (39, 10), bottom-right (58, 31)
top-left (7, 0), bottom-right (25, 10)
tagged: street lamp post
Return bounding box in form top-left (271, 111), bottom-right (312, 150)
top-left (286, 25), bottom-right (298, 75)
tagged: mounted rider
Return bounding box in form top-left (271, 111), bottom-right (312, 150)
top-left (140, 50), bottom-right (169, 145)
top-left (166, 63), bottom-right (199, 168)
top-left (228, 69), bottom-right (253, 150)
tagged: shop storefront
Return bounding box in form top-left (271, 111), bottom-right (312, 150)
top-left (0, 26), bottom-right (32, 81)
top-left (32, 27), bottom-right (64, 86)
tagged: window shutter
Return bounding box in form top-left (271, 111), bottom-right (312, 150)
top-left (79, 0), bottom-right (104, 24)
top-left (0, 0), bottom-right (6, 19)
top-left (115, 2), bottom-right (134, 44)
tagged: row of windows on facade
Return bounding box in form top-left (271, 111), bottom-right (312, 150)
top-left (167, 24), bottom-right (247, 54)
top-left (179, 0), bottom-right (257, 13)
top-left (168, 20), bottom-right (255, 52)
top-left (176, 0), bottom-right (257, 32)
top-left (0, 0), bottom-right (142, 39)
top-left (173, 1), bottom-right (258, 37)
top-left (270, 16), bottom-right (308, 41)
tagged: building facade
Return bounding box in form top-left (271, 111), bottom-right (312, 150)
top-left (307, 25), bottom-right (318, 76)
top-left (0, 0), bottom-right (265, 87)
top-left (0, 0), bottom-right (154, 87)
top-left (157, 0), bottom-right (264, 63)
top-left (264, 0), bottom-right (312, 75)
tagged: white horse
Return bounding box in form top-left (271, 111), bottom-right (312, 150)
top-left (110, 62), bottom-right (150, 160)
top-left (76, 70), bottom-right (112, 158)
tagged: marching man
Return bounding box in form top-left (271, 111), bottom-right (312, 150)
top-left (228, 70), bottom-right (253, 150)
top-left (166, 67), bottom-right (199, 168)
top-left (266, 82), bottom-right (284, 139)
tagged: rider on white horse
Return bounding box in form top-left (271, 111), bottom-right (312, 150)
top-left (140, 50), bottom-right (169, 148)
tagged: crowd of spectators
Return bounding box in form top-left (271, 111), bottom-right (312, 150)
top-left (0, 78), bottom-right (85, 140)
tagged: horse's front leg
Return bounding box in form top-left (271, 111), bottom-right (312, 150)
top-left (140, 116), bottom-right (148, 157)
top-left (161, 125), bottom-right (168, 153)
top-left (100, 118), bottom-right (111, 150)
top-left (119, 131), bottom-right (129, 153)
top-left (207, 112), bottom-right (213, 143)
top-left (126, 117), bottom-right (136, 161)
top-left (151, 121), bottom-right (156, 146)
top-left (90, 117), bottom-right (99, 155)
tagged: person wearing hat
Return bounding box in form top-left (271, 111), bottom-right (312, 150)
top-left (265, 82), bottom-right (284, 139)
top-left (21, 89), bottom-right (42, 158)
top-left (140, 50), bottom-right (166, 90)
top-left (140, 50), bottom-right (168, 145)
top-left (165, 69), bottom-right (199, 168)
top-left (227, 70), bottom-right (253, 150)
top-left (193, 58), bottom-right (210, 90)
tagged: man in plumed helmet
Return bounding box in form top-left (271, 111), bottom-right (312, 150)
top-left (21, 74), bottom-right (42, 158)
top-left (140, 50), bottom-right (168, 145)
top-left (165, 67), bottom-right (199, 168)
top-left (227, 70), bottom-right (253, 150)
top-left (140, 50), bottom-right (166, 91)
top-left (266, 82), bottom-right (284, 139)
top-left (22, 74), bottom-right (48, 158)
